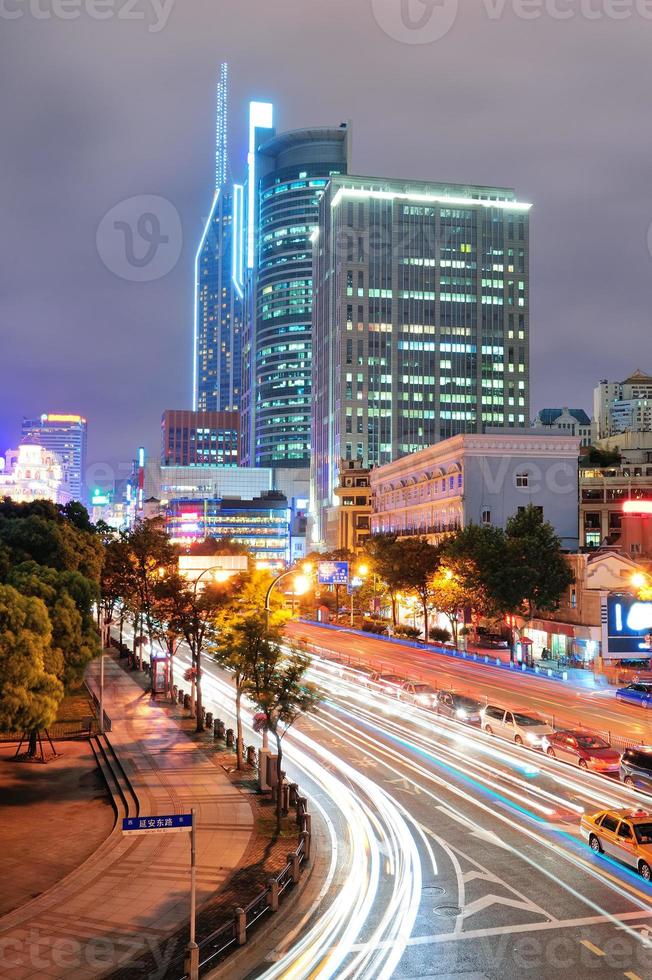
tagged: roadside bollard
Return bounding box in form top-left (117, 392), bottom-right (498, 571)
top-left (226, 728), bottom-right (235, 748)
top-left (235, 907), bottom-right (246, 946)
top-left (296, 797), bottom-right (307, 826)
top-left (302, 813), bottom-right (312, 837)
top-left (268, 878), bottom-right (279, 912)
top-left (183, 693), bottom-right (191, 710)
top-left (246, 745), bottom-right (256, 766)
top-left (288, 852), bottom-right (300, 884)
top-left (300, 830), bottom-right (311, 862)
top-left (289, 782), bottom-right (299, 806)
top-left (200, 706), bottom-right (206, 727)
top-left (282, 781), bottom-right (290, 815)
top-left (178, 688), bottom-right (184, 704)
top-left (205, 711), bottom-right (213, 729)
top-left (172, 685), bottom-right (178, 701)
top-left (215, 719), bottom-right (225, 739)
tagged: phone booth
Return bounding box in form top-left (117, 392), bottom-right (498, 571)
top-left (151, 654), bottom-right (169, 698)
top-left (515, 637), bottom-right (533, 667)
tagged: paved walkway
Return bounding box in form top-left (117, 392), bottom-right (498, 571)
top-left (0, 656), bottom-right (254, 980)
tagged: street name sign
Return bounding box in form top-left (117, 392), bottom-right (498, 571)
top-left (122, 813), bottom-right (193, 835)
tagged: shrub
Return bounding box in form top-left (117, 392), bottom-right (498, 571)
top-left (429, 627), bottom-right (452, 644)
top-left (394, 625), bottom-right (422, 640)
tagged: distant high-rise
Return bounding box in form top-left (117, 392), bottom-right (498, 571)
top-left (194, 63), bottom-right (246, 413)
top-left (241, 122), bottom-right (350, 469)
top-left (21, 413), bottom-right (87, 502)
top-left (161, 409), bottom-right (239, 467)
top-left (312, 174), bottom-right (531, 543)
top-left (593, 369), bottom-right (652, 439)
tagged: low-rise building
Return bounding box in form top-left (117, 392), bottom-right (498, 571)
top-left (532, 407), bottom-right (592, 447)
top-left (0, 443), bottom-right (69, 505)
top-left (165, 492), bottom-right (289, 567)
top-left (370, 430), bottom-right (580, 550)
top-left (580, 461), bottom-right (652, 550)
top-left (327, 460), bottom-right (372, 553)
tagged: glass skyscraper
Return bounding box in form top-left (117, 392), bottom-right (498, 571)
top-left (193, 64), bottom-right (246, 413)
top-left (311, 175), bottom-right (531, 544)
top-left (241, 124), bottom-right (350, 468)
top-left (21, 414), bottom-right (88, 503)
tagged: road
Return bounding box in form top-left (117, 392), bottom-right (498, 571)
top-left (118, 622), bottom-right (652, 978)
top-left (287, 621), bottom-right (652, 746)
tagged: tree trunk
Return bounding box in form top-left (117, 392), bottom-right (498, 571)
top-left (235, 684), bottom-right (244, 770)
top-left (119, 609), bottom-right (124, 647)
top-left (274, 727), bottom-right (283, 834)
top-left (391, 593), bottom-right (397, 627)
top-left (27, 730), bottom-right (38, 758)
top-left (422, 597), bottom-right (429, 641)
top-left (167, 638), bottom-right (175, 701)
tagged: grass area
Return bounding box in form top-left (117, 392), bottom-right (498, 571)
top-left (55, 685), bottom-right (94, 722)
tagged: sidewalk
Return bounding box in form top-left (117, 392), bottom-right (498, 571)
top-left (0, 655), bottom-right (254, 980)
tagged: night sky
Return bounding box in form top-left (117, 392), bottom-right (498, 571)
top-left (2, 1), bottom-right (651, 486)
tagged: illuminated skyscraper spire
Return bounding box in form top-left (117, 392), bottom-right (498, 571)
top-left (215, 62), bottom-right (229, 189)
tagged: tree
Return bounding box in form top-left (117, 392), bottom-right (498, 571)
top-left (444, 523), bottom-right (516, 622)
top-left (167, 577), bottom-right (236, 732)
top-left (394, 537), bottom-right (441, 638)
top-left (100, 536), bottom-right (134, 647)
top-left (213, 568), bottom-right (289, 768)
top-left (244, 625), bottom-right (320, 832)
top-left (0, 584), bottom-right (62, 737)
top-left (126, 518), bottom-right (177, 664)
top-left (188, 536), bottom-right (250, 557)
top-left (8, 562), bottom-right (99, 687)
top-left (504, 505), bottom-right (574, 622)
top-left (429, 564), bottom-right (476, 647)
top-left (365, 534), bottom-right (409, 626)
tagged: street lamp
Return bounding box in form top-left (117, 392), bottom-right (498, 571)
top-left (349, 562), bottom-right (369, 627)
top-left (264, 563), bottom-right (313, 626)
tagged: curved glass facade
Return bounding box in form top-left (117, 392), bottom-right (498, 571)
top-left (252, 128), bottom-right (349, 468)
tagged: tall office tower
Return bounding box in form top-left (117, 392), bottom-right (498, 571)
top-left (21, 413), bottom-right (88, 502)
top-left (312, 175), bottom-right (531, 544)
top-left (241, 119), bottom-right (350, 468)
top-left (194, 63), bottom-right (246, 413)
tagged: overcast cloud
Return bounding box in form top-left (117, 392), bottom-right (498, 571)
top-left (1, 0), bottom-right (651, 480)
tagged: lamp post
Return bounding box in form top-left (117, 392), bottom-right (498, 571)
top-left (349, 563), bottom-right (369, 627)
top-left (264, 564), bottom-right (312, 628)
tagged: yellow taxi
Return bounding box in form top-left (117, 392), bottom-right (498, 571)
top-left (580, 808), bottom-right (652, 880)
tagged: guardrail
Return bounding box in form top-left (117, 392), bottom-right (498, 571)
top-left (0, 717), bottom-right (102, 743)
top-left (179, 783), bottom-right (311, 978)
top-left (84, 677), bottom-right (112, 733)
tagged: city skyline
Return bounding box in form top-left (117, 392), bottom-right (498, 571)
top-left (2, 6), bottom-right (651, 474)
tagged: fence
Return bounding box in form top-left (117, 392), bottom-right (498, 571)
top-left (179, 788), bottom-right (311, 978)
top-left (0, 717), bottom-right (102, 743)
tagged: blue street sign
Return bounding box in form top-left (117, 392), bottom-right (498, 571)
top-left (122, 813), bottom-right (193, 835)
top-left (318, 561), bottom-right (349, 586)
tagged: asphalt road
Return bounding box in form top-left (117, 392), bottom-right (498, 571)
top-left (118, 622), bottom-right (652, 978)
top-left (287, 621), bottom-right (652, 746)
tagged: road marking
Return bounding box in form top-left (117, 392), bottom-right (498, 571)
top-left (624, 973), bottom-right (644, 980)
top-left (580, 939), bottom-right (605, 957)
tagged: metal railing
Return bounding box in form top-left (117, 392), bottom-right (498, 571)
top-left (179, 786), bottom-right (311, 978)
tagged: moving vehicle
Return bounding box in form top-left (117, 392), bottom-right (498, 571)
top-left (481, 705), bottom-right (553, 747)
top-left (616, 683), bottom-right (652, 708)
top-left (367, 672), bottom-right (404, 696)
top-left (542, 730), bottom-right (621, 774)
top-left (620, 747), bottom-right (652, 793)
top-left (398, 682), bottom-right (437, 708)
top-left (580, 807), bottom-right (652, 880)
top-left (435, 691), bottom-right (483, 725)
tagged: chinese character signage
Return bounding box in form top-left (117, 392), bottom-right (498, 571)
top-left (122, 813), bottom-right (193, 835)
top-left (318, 561), bottom-right (349, 585)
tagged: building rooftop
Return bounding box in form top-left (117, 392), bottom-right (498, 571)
top-left (537, 408), bottom-right (591, 426)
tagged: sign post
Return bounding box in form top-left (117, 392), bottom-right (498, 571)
top-left (122, 812), bottom-right (197, 979)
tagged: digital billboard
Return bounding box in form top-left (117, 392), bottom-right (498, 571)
top-left (607, 594), bottom-right (652, 657)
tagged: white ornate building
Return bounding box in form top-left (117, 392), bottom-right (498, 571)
top-left (0, 443), bottom-right (69, 505)
top-left (370, 429), bottom-right (580, 550)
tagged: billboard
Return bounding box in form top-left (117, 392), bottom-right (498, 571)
top-left (607, 594), bottom-right (652, 657)
top-left (318, 561), bottom-right (349, 586)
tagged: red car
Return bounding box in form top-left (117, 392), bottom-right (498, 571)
top-left (542, 729), bottom-right (621, 774)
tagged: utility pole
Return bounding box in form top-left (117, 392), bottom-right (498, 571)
top-left (186, 808), bottom-right (198, 980)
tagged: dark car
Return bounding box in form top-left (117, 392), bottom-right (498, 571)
top-left (435, 691), bottom-right (483, 725)
top-left (616, 683), bottom-right (652, 708)
top-left (542, 730), bottom-right (621, 774)
top-left (620, 747), bottom-right (652, 793)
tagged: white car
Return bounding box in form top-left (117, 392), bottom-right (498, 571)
top-left (399, 682), bottom-right (438, 708)
top-left (481, 704), bottom-right (553, 748)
